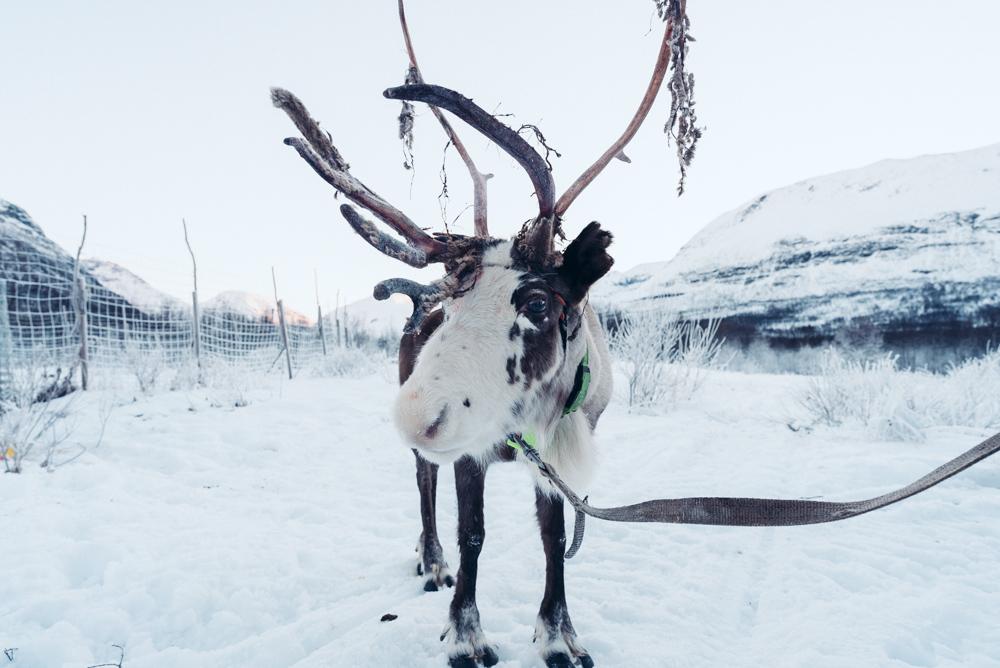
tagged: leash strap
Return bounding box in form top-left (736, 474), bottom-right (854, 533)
top-left (509, 431), bottom-right (1000, 560)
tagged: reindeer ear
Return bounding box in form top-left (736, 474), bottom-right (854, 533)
top-left (558, 222), bottom-right (614, 305)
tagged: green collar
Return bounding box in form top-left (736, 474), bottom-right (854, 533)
top-left (562, 348), bottom-right (591, 417)
top-left (507, 348), bottom-right (590, 451)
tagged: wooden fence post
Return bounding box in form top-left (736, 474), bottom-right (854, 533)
top-left (335, 290), bottom-right (342, 348)
top-left (317, 304), bottom-right (327, 356)
top-left (73, 215), bottom-right (89, 390)
top-left (343, 305), bottom-right (350, 348)
top-left (183, 219), bottom-right (202, 373)
top-left (75, 275), bottom-right (90, 391)
top-left (314, 270), bottom-right (327, 356)
top-left (277, 299), bottom-right (293, 379)
top-left (272, 268), bottom-right (293, 379)
top-left (0, 279), bottom-right (11, 402)
top-left (191, 291), bottom-right (201, 365)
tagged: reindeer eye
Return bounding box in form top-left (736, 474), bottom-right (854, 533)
top-left (527, 297), bottom-right (548, 314)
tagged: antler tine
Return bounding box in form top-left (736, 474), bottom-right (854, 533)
top-left (373, 277), bottom-right (449, 334)
top-left (271, 87), bottom-right (448, 263)
top-left (340, 204), bottom-right (428, 268)
top-left (397, 0), bottom-right (492, 237)
top-left (554, 11), bottom-right (677, 217)
top-left (384, 84), bottom-right (556, 221)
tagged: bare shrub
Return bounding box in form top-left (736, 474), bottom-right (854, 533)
top-left (0, 353), bottom-right (79, 473)
top-left (202, 359), bottom-right (256, 408)
top-left (310, 346), bottom-right (387, 378)
top-left (121, 330), bottom-right (166, 394)
top-left (795, 347), bottom-right (1000, 441)
top-left (609, 309), bottom-right (723, 411)
top-left (936, 347), bottom-right (1000, 429)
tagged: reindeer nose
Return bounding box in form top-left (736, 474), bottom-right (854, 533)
top-left (394, 388), bottom-right (452, 447)
top-left (423, 406), bottom-right (449, 440)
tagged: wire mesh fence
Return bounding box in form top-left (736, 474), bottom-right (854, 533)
top-left (0, 243), bottom-right (383, 399)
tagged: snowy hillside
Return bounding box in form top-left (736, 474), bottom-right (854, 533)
top-left (82, 258), bottom-right (184, 315)
top-left (595, 144), bottom-right (1000, 366)
top-left (3, 371), bottom-right (998, 667)
top-left (1, 199), bottom-right (158, 342)
top-left (205, 290), bottom-right (312, 326)
top-left (341, 294), bottom-right (414, 335)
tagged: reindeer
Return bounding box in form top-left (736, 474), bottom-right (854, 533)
top-left (273, 4), bottom-right (692, 666)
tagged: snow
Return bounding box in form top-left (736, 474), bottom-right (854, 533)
top-left (2, 370), bottom-right (999, 667)
top-left (82, 259), bottom-right (184, 315)
top-left (594, 144), bottom-right (1000, 328)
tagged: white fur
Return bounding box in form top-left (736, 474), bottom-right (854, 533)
top-left (395, 242), bottom-right (562, 462)
top-left (395, 241), bottom-right (611, 484)
top-left (442, 604), bottom-right (494, 661)
top-left (534, 614), bottom-right (589, 663)
top-left (415, 537), bottom-right (452, 588)
top-left (524, 411), bottom-right (597, 496)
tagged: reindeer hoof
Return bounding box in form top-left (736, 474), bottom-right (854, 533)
top-left (544, 654), bottom-right (575, 668)
top-left (422, 566), bottom-right (455, 592)
top-left (535, 608), bottom-right (593, 668)
top-left (443, 614), bottom-right (498, 667)
top-left (416, 536), bottom-right (453, 591)
top-left (447, 645), bottom-right (498, 667)
top-left (544, 653), bottom-right (593, 668)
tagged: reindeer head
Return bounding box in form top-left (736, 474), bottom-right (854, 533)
top-left (273, 1), bottom-right (689, 462)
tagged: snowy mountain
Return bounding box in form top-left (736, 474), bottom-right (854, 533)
top-left (340, 294), bottom-right (413, 335)
top-left (595, 144), bottom-right (1000, 367)
top-left (1, 199), bottom-right (157, 345)
top-left (81, 258), bottom-right (184, 315)
top-left (204, 290), bottom-right (312, 326)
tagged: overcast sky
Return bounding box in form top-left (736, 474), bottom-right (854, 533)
top-left (2, 1), bottom-right (998, 314)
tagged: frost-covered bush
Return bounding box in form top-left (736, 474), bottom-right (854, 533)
top-left (202, 359), bottom-right (256, 408)
top-left (936, 348), bottom-right (1000, 428)
top-left (121, 332), bottom-right (166, 394)
top-left (0, 355), bottom-right (78, 473)
top-left (609, 309), bottom-right (724, 411)
top-left (310, 346), bottom-right (387, 378)
top-left (796, 348), bottom-right (1000, 441)
top-left (798, 350), bottom-right (925, 441)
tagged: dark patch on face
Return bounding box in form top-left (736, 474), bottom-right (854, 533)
top-left (463, 398), bottom-right (471, 408)
top-left (508, 322), bottom-right (520, 340)
top-left (506, 356), bottom-right (519, 385)
top-left (510, 276), bottom-right (565, 388)
top-left (424, 405), bottom-right (449, 440)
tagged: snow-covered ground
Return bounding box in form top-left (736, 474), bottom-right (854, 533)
top-left (3, 369), bottom-right (999, 668)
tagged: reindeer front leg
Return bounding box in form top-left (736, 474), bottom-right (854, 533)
top-left (413, 450), bottom-right (454, 591)
top-left (443, 456), bottom-right (498, 668)
top-left (534, 489), bottom-right (594, 668)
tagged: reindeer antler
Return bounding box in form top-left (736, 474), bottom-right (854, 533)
top-left (384, 84), bottom-right (556, 222)
top-left (555, 3), bottom-right (682, 216)
top-left (271, 87), bottom-right (448, 266)
top-left (397, 0), bottom-right (492, 237)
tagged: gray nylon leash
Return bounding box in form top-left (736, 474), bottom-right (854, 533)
top-left (509, 431), bottom-right (1000, 560)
